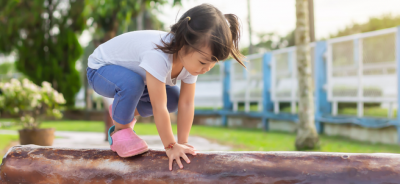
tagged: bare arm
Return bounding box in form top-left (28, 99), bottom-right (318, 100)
top-left (146, 71), bottom-right (175, 147)
top-left (177, 81), bottom-right (196, 144)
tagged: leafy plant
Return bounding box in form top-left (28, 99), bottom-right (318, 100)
top-left (0, 0), bottom-right (86, 107)
top-left (0, 78), bottom-right (66, 129)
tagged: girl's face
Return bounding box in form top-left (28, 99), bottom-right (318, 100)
top-left (178, 45), bottom-right (216, 76)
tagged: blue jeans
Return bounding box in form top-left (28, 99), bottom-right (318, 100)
top-left (86, 65), bottom-right (180, 125)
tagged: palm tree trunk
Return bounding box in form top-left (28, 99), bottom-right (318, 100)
top-left (308, 0), bottom-right (315, 42)
top-left (295, 0), bottom-right (319, 150)
top-left (247, 0), bottom-right (253, 54)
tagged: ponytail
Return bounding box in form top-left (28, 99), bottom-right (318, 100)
top-left (224, 14), bottom-right (246, 68)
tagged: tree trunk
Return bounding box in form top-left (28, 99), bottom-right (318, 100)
top-left (247, 0), bottom-right (253, 55)
top-left (295, 0), bottom-right (319, 150)
top-left (308, 0), bottom-right (315, 42)
top-left (136, 3), bottom-right (146, 30)
top-left (5, 145), bottom-right (400, 183)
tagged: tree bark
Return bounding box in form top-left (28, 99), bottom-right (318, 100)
top-left (247, 0), bottom-right (253, 54)
top-left (3, 145), bottom-right (400, 183)
top-left (136, 3), bottom-right (145, 30)
top-left (295, 0), bottom-right (319, 150)
top-left (308, 0), bottom-right (315, 42)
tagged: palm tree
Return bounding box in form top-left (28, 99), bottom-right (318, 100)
top-left (294, 0), bottom-right (319, 150)
top-left (247, 0), bottom-right (253, 55)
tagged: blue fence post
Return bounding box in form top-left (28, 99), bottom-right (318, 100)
top-left (396, 26), bottom-right (400, 144)
top-left (262, 52), bottom-right (273, 131)
top-left (243, 61), bottom-right (248, 79)
top-left (222, 60), bottom-right (233, 127)
top-left (314, 41), bottom-right (330, 134)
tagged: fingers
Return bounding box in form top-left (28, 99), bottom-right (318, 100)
top-left (185, 147), bottom-right (197, 155)
top-left (169, 157), bottom-right (173, 171)
top-left (182, 154), bottom-right (191, 164)
top-left (176, 157), bottom-right (184, 169)
top-left (168, 145), bottom-right (198, 171)
top-left (185, 144), bottom-right (194, 148)
top-left (185, 144), bottom-right (197, 151)
top-left (182, 144), bottom-right (195, 150)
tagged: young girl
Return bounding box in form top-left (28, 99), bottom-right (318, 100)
top-left (86, 3), bottom-right (245, 171)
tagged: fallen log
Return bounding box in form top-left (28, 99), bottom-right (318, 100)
top-left (1, 145), bottom-right (400, 183)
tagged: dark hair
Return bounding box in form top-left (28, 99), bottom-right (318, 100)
top-left (156, 3), bottom-right (246, 68)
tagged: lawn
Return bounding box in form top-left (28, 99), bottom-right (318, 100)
top-left (2, 119), bottom-right (400, 154)
top-left (0, 134), bottom-right (19, 164)
top-left (0, 120), bottom-right (106, 132)
top-left (198, 104), bottom-right (397, 118)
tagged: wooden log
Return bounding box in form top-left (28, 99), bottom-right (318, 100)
top-left (1, 145), bottom-right (400, 183)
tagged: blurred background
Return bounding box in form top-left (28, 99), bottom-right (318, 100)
top-left (1, 0), bottom-right (400, 161)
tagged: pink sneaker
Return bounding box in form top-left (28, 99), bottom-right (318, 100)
top-left (108, 125), bottom-right (149, 157)
top-left (107, 105), bottom-right (149, 157)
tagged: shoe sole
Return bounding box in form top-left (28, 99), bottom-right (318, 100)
top-left (112, 146), bottom-right (149, 158)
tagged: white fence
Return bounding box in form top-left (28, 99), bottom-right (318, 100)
top-left (177, 63), bottom-right (224, 110)
top-left (270, 44), bottom-right (315, 114)
top-left (230, 27), bottom-right (399, 119)
top-left (229, 43), bottom-right (315, 114)
top-left (230, 53), bottom-right (264, 112)
top-left (327, 28), bottom-right (398, 117)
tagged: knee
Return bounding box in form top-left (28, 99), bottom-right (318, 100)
top-left (86, 68), bottom-right (96, 88)
top-left (122, 73), bottom-right (145, 94)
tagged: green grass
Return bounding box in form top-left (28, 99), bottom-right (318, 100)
top-left (237, 104), bottom-right (260, 111)
top-left (281, 106), bottom-right (297, 113)
top-left (196, 104), bottom-right (261, 112)
top-left (2, 119), bottom-right (400, 154)
top-left (0, 134), bottom-right (19, 164)
top-left (188, 125), bottom-right (400, 153)
top-left (195, 107), bottom-right (223, 111)
top-left (193, 105), bottom-right (397, 118)
top-left (339, 107), bottom-right (397, 118)
top-left (0, 120), bottom-right (106, 132)
top-left (280, 106), bottom-right (397, 118)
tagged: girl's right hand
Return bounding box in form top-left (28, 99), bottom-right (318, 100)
top-left (165, 143), bottom-right (197, 171)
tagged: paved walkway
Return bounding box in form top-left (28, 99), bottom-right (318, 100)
top-left (0, 130), bottom-right (232, 151)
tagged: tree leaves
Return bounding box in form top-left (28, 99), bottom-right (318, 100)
top-left (0, 0), bottom-right (85, 107)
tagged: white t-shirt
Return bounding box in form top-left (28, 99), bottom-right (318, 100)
top-left (88, 30), bottom-right (197, 86)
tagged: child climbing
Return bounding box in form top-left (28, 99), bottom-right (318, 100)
top-left (86, 3), bottom-right (245, 171)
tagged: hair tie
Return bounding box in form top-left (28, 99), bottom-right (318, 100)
top-left (186, 16), bottom-right (191, 21)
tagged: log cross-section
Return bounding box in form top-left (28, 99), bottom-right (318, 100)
top-left (1, 145), bottom-right (400, 183)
